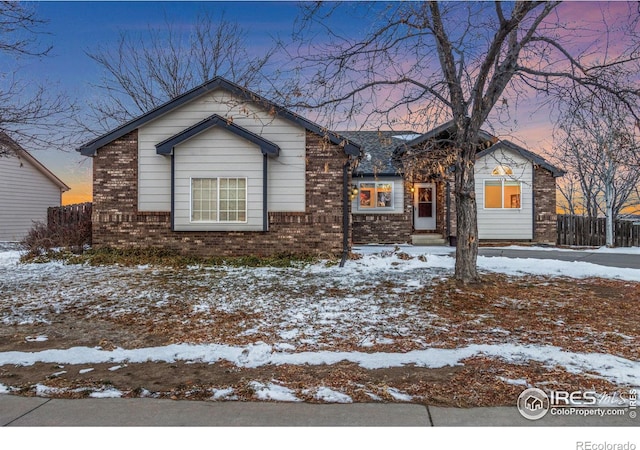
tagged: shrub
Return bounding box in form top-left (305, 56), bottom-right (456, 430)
top-left (21, 219), bottom-right (91, 259)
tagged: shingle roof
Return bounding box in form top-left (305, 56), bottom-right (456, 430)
top-left (337, 130), bottom-right (420, 176)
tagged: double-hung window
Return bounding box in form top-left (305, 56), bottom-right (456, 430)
top-left (358, 181), bottom-right (393, 210)
top-left (191, 177), bottom-right (247, 222)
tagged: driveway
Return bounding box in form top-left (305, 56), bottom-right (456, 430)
top-left (478, 247), bottom-right (640, 270)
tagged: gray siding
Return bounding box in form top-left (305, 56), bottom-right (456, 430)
top-left (475, 148), bottom-right (533, 240)
top-left (173, 128), bottom-right (263, 231)
top-left (0, 154), bottom-right (62, 241)
top-left (138, 90), bottom-right (306, 213)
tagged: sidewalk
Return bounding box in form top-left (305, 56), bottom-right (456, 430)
top-left (1, 396), bottom-right (636, 426)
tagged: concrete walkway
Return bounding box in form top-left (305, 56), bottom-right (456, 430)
top-left (477, 247), bottom-right (640, 269)
top-left (1, 396), bottom-right (637, 426)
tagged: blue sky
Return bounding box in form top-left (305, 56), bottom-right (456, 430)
top-left (5, 1), bottom-right (635, 203)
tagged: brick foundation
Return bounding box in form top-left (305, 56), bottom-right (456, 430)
top-left (91, 130), bottom-right (351, 257)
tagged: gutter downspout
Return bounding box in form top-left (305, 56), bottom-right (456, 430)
top-left (339, 159), bottom-right (351, 268)
top-left (263, 154), bottom-right (268, 232)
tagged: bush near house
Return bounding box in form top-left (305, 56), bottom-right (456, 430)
top-left (20, 203), bottom-right (92, 257)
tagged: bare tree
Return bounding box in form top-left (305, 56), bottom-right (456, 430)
top-left (84, 11), bottom-right (275, 133)
top-left (276, 1), bottom-right (640, 282)
top-left (0, 2), bottom-right (76, 156)
top-left (553, 88), bottom-right (640, 246)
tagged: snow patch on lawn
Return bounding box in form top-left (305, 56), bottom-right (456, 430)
top-left (25, 335), bottom-right (48, 342)
top-left (311, 387), bottom-right (353, 403)
top-left (249, 381), bottom-right (300, 402)
top-left (211, 387), bottom-right (236, 401)
top-left (0, 383), bottom-right (9, 394)
top-left (89, 388), bottom-right (123, 398)
top-left (387, 387), bottom-right (413, 402)
top-left (0, 342), bottom-right (637, 386)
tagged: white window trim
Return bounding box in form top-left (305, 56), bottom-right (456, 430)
top-left (190, 177), bottom-right (248, 223)
top-left (483, 178), bottom-right (522, 210)
top-left (357, 181), bottom-right (395, 211)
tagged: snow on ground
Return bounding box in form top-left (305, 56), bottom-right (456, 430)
top-left (0, 342), bottom-right (637, 386)
top-left (0, 245), bottom-right (639, 399)
top-left (310, 387), bottom-right (353, 403)
top-left (501, 245), bottom-right (640, 255)
top-left (250, 381), bottom-right (301, 402)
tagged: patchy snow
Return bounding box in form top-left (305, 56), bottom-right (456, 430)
top-left (79, 368), bottom-right (94, 374)
top-left (1, 246), bottom-right (638, 401)
top-left (211, 387), bottom-right (236, 401)
top-left (310, 387), bottom-right (353, 403)
top-left (25, 335), bottom-right (48, 342)
top-left (249, 381), bottom-right (301, 402)
top-left (89, 388), bottom-right (123, 398)
top-left (497, 376), bottom-right (530, 387)
top-left (0, 383), bottom-right (8, 394)
top-left (108, 365), bottom-right (126, 371)
top-left (386, 387), bottom-right (413, 402)
top-left (0, 342), bottom-right (637, 386)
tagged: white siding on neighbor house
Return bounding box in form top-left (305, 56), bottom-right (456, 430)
top-left (475, 148), bottom-right (533, 240)
top-left (351, 177), bottom-right (405, 214)
top-left (137, 89), bottom-right (306, 213)
top-left (0, 154), bottom-right (62, 241)
top-left (173, 127), bottom-right (263, 231)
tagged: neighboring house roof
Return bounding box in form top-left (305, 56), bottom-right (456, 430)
top-left (0, 132), bottom-right (70, 192)
top-left (78, 77), bottom-right (361, 157)
top-left (156, 114), bottom-right (280, 157)
top-left (338, 130), bottom-right (420, 176)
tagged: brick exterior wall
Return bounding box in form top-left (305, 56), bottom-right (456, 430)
top-left (91, 130), bottom-right (351, 257)
top-left (533, 165), bottom-right (558, 243)
top-left (352, 183), bottom-right (412, 244)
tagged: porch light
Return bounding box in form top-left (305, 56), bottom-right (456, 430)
top-left (410, 186), bottom-right (415, 193)
top-left (352, 186), bottom-right (359, 196)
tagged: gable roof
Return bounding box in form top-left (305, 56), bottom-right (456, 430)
top-left (390, 121), bottom-right (565, 178)
top-left (78, 77), bottom-right (361, 157)
top-left (0, 132), bottom-right (70, 191)
top-left (394, 120), bottom-right (496, 156)
top-left (477, 140), bottom-right (565, 177)
top-left (156, 114), bottom-right (280, 156)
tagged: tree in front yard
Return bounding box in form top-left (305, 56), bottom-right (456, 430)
top-left (276, 1), bottom-right (640, 283)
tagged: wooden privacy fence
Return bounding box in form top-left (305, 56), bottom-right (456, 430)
top-left (47, 202), bottom-right (92, 247)
top-left (557, 214), bottom-right (640, 247)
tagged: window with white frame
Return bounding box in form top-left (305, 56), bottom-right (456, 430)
top-left (191, 177), bottom-right (247, 222)
top-left (484, 179), bottom-right (521, 209)
top-left (358, 181), bottom-right (393, 210)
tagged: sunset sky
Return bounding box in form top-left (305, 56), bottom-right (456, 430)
top-left (5, 1), bottom-right (637, 205)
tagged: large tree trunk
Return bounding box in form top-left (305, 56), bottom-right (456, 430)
top-left (454, 142), bottom-right (480, 283)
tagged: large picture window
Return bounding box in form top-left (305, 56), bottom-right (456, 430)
top-left (358, 181), bottom-right (393, 210)
top-left (484, 179), bottom-right (521, 209)
top-left (191, 177), bottom-right (247, 222)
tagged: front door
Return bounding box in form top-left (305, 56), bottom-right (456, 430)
top-left (414, 183), bottom-right (436, 230)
